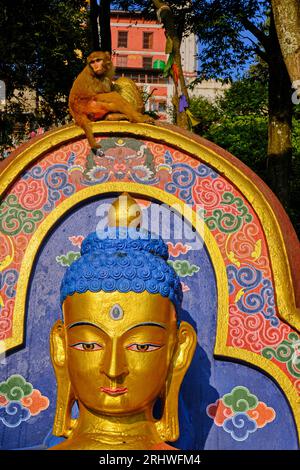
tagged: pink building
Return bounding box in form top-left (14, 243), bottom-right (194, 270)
top-left (111, 11), bottom-right (171, 119)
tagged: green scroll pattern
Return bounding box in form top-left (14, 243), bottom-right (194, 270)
top-left (262, 332), bottom-right (300, 379)
top-left (0, 194), bottom-right (43, 236)
top-left (205, 192), bottom-right (253, 233)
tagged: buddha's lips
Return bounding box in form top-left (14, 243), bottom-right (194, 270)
top-left (100, 387), bottom-right (127, 396)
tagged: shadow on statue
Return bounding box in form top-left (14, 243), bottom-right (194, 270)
top-left (174, 308), bottom-right (218, 450)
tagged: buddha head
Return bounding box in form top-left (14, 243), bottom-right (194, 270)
top-left (50, 194), bottom-right (196, 448)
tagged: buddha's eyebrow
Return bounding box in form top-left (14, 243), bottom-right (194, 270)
top-left (125, 322), bottom-right (166, 333)
top-left (66, 321), bottom-right (166, 333)
top-left (67, 321), bottom-right (106, 332)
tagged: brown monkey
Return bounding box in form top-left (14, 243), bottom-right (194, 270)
top-left (69, 51), bottom-right (154, 154)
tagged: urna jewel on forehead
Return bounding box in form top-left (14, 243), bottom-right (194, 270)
top-left (60, 193), bottom-right (183, 315)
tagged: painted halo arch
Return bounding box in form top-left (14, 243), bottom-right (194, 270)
top-left (0, 122), bottom-right (299, 443)
top-left (1, 181), bottom-right (299, 442)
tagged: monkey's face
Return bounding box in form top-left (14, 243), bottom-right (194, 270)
top-left (87, 52), bottom-right (112, 76)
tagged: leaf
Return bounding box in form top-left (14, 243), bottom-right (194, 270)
top-left (235, 288), bottom-right (244, 303)
top-left (228, 250), bottom-right (240, 267)
top-left (251, 240), bottom-right (262, 261)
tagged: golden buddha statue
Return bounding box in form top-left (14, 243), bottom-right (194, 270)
top-left (50, 193), bottom-right (196, 450)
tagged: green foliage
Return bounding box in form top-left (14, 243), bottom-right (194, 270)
top-left (0, 0), bottom-right (88, 151)
top-left (207, 116), bottom-right (268, 177)
top-left (189, 96), bottom-right (220, 134)
top-left (190, 76), bottom-right (268, 176)
top-left (291, 116), bottom-right (300, 234)
top-left (217, 76), bottom-right (268, 117)
top-left (190, 74), bottom-right (300, 235)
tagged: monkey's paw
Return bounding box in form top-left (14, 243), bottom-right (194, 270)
top-left (92, 147), bottom-right (105, 157)
top-left (140, 115), bottom-right (155, 124)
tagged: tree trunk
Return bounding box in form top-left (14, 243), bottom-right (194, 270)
top-left (152, 0), bottom-right (189, 129)
top-left (89, 0), bottom-right (100, 51)
top-left (267, 12), bottom-right (293, 208)
top-left (99, 0), bottom-right (112, 53)
top-left (271, 0), bottom-right (300, 86)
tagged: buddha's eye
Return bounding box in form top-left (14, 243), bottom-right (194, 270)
top-left (126, 343), bottom-right (162, 352)
top-left (69, 342), bottom-right (103, 351)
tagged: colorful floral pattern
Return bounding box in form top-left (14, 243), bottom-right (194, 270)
top-left (262, 332), bottom-right (300, 381)
top-left (0, 136), bottom-right (298, 395)
top-left (0, 375), bottom-right (49, 427)
top-left (207, 386), bottom-right (276, 441)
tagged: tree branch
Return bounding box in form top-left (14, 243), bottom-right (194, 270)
top-left (240, 17), bottom-right (270, 54)
top-left (151, 0), bottom-right (189, 129)
top-left (99, 0), bottom-right (112, 53)
top-left (89, 0), bottom-right (100, 50)
top-left (152, 0), bottom-right (165, 9)
top-left (152, 0), bottom-right (176, 39)
top-left (255, 47), bottom-right (270, 64)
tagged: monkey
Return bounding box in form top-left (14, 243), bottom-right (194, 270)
top-left (69, 51), bottom-right (154, 155)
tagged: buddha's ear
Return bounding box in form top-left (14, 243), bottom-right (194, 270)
top-left (172, 321), bottom-right (197, 373)
top-left (50, 320), bottom-right (66, 367)
top-left (156, 321), bottom-right (197, 442)
top-left (50, 320), bottom-right (76, 437)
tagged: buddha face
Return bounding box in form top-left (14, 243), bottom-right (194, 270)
top-left (61, 290), bottom-right (178, 415)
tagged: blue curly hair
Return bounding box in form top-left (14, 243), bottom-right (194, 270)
top-left (60, 227), bottom-right (183, 316)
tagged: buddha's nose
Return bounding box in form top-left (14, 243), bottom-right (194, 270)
top-left (101, 338), bottom-right (129, 379)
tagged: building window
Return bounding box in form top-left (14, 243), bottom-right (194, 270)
top-left (116, 55), bottom-right (128, 67)
top-left (150, 101), bottom-right (157, 112)
top-left (143, 57), bottom-right (152, 69)
top-left (143, 32), bottom-right (153, 49)
top-left (118, 31), bottom-right (128, 48)
top-left (158, 102), bottom-right (166, 112)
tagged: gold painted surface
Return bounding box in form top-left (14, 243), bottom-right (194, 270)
top-left (107, 191), bottom-right (142, 228)
top-left (0, 122), bottom-right (298, 331)
top-left (50, 290), bottom-right (196, 449)
top-left (1, 181), bottom-right (299, 442)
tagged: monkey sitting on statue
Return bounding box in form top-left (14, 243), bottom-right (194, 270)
top-left (69, 51), bottom-right (154, 155)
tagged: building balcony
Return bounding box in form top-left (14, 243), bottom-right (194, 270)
top-left (115, 67), bottom-right (171, 85)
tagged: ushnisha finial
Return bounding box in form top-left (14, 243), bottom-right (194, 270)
top-left (108, 192), bottom-right (142, 229)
